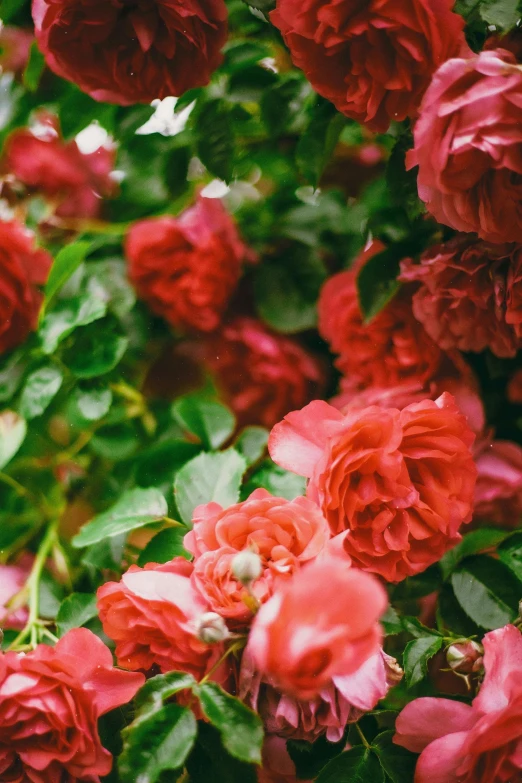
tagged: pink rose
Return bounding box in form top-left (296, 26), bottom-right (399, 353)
top-left (97, 558), bottom-right (224, 678)
top-left (258, 736), bottom-right (312, 783)
top-left (246, 556), bottom-right (387, 698)
top-left (269, 394), bottom-right (477, 582)
top-left (394, 624), bottom-right (522, 782)
top-left (0, 556), bottom-right (32, 630)
top-left (474, 439), bottom-right (522, 527)
top-left (0, 628), bottom-right (143, 783)
top-left (241, 647), bottom-right (401, 743)
top-left (185, 489), bottom-right (330, 624)
top-left (408, 49), bottom-right (522, 243)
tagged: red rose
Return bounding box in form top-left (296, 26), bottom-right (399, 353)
top-left (270, 0), bottom-right (468, 132)
top-left (400, 236), bottom-right (522, 358)
top-left (198, 317), bottom-right (326, 428)
top-left (97, 558), bottom-right (225, 678)
top-left (508, 369), bottom-right (522, 404)
top-left (32, 0), bottom-right (228, 105)
top-left (269, 394), bottom-right (477, 582)
top-left (318, 243), bottom-right (443, 390)
top-left (474, 438), bottom-right (522, 527)
top-left (0, 628), bottom-right (143, 783)
top-left (3, 114), bottom-right (116, 220)
top-left (394, 625), bottom-right (522, 782)
top-left (0, 220), bottom-right (52, 355)
top-left (409, 49), bottom-right (522, 243)
top-left (126, 197), bottom-right (247, 333)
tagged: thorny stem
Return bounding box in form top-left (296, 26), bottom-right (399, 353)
top-left (8, 519), bottom-right (60, 651)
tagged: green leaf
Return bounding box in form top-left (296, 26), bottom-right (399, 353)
top-left (65, 328), bottom-right (128, 379)
top-left (196, 99), bottom-right (235, 182)
top-left (451, 556), bottom-right (521, 630)
top-left (172, 395), bottom-right (236, 450)
top-left (243, 461), bottom-right (306, 500)
top-left (479, 0), bottom-right (520, 28)
top-left (437, 583), bottom-right (482, 637)
top-left (0, 411), bottom-right (26, 470)
top-left (254, 248), bottom-right (326, 333)
top-left (134, 672), bottom-right (197, 714)
top-left (19, 366), bottom-right (63, 419)
top-left (440, 528), bottom-right (510, 580)
top-left (195, 682), bottom-right (264, 765)
top-left (403, 635), bottom-right (443, 687)
top-left (186, 723), bottom-right (257, 783)
top-left (386, 131), bottom-right (424, 222)
top-left (296, 98), bottom-right (345, 189)
top-left (138, 527), bottom-right (191, 566)
top-left (373, 730), bottom-right (417, 783)
top-left (39, 292), bottom-right (107, 354)
top-left (261, 76), bottom-right (304, 137)
top-left (72, 487), bottom-right (168, 548)
top-left (315, 747), bottom-right (385, 783)
top-left (56, 593), bottom-right (98, 637)
top-left (119, 704), bottom-right (197, 783)
top-left (22, 42), bottom-right (45, 93)
top-left (0, 351), bottom-right (26, 403)
top-left (42, 241), bottom-right (90, 315)
top-left (234, 427), bottom-right (269, 466)
top-left (72, 386), bottom-right (112, 421)
top-left (499, 532), bottom-right (522, 581)
top-left (287, 736), bottom-right (348, 780)
top-left (174, 449), bottom-right (247, 525)
top-left (241, 0), bottom-right (275, 10)
top-left (0, 0), bottom-right (27, 23)
top-left (381, 606), bottom-right (403, 636)
top-left (357, 246), bottom-right (402, 323)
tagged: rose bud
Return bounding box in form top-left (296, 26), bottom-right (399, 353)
top-left (196, 612), bottom-right (230, 645)
top-left (446, 640), bottom-right (484, 675)
top-left (232, 550), bottom-right (263, 586)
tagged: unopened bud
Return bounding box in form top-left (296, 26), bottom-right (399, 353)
top-left (447, 640), bottom-right (483, 674)
top-left (231, 549), bottom-right (263, 585)
top-left (196, 612), bottom-right (229, 645)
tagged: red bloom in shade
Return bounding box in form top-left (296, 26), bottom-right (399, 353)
top-left (247, 556), bottom-right (387, 698)
top-left (32, 0), bottom-right (228, 105)
top-left (270, 0), bottom-right (468, 132)
top-left (97, 558), bottom-right (225, 678)
top-left (241, 646), bottom-right (401, 743)
top-left (474, 439), bottom-right (522, 527)
top-left (0, 628), bottom-right (143, 783)
top-left (269, 394), bottom-right (477, 582)
top-left (184, 489), bottom-right (330, 624)
top-left (394, 624), bottom-right (522, 783)
top-left (0, 220), bottom-right (52, 355)
top-left (3, 114), bottom-right (116, 220)
top-left (400, 236), bottom-right (522, 358)
top-left (507, 369), bottom-right (522, 404)
top-left (198, 317), bottom-right (326, 428)
top-left (126, 197), bottom-right (247, 333)
top-left (258, 736), bottom-right (311, 783)
top-left (408, 49), bottom-right (522, 243)
top-left (318, 243), bottom-right (443, 389)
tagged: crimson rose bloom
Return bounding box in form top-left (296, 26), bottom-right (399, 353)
top-left (395, 624), bottom-right (522, 782)
top-left (32, 0), bottom-right (228, 105)
top-left (198, 317), bottom-right (326, 428)
top-left (318, 243), bottom-right (443, 390)
top-left (248, 556), bottom-right (387, 698)
top-left (269, 394), bottom-right (477, 582)
top-left (97, 558), bottom-right (224, 678)
top-left (400, 236), bottom-right (522, 358)
top-left (126, 196), bottom-right (247, 333)
top-left (409, 49), bottom-right (522, 243)
top-left (3, 114), bottom-right (116, 220)
top-left (0, 628), bottom-right (143, 783)
top-left (270, 0), bottom-right (468, 132)
top-left (0, 220), bottom-right (52, 355)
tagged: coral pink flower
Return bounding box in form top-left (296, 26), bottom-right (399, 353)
top-left (0, 556), bottom-right (32, 630)
top-left (198, 317), bottom-right (326, 429)
top-left (3, 113), bottom-right (116, 220)
top-left (394, 624), bottom-right (522, 782)
top-left (185, 489), bottom-right (330, 624)
top-left (408, 49), bottom-right (522, 243)
top-left (247, 556), bottom-right (387, 698)
top-left (241, 647), bottom-right (401, 743)
top-left (125, 196), bottom-right (247, 333)
top-left (0, 628), bottom-right (143, 783)
top-left (270, 0), bottom-right (468, 132)
top-left (474, 439), bottom-right (522, 527)
top-left (32, 0), bottom-right (228, 105)
top-left (97, 558), bottom-right (224, 678)
top-left (400, 236), bottom-right (522, 358)
top-left (318, 243), bottom-right (443, 389)
top-left (0, 220), bottom-right (52, 355)
top-left (269, 394), bottom-right (477, 582)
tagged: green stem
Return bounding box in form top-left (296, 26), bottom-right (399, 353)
top-left (8, 519), bottom-right (60, 651)
top-left (0, 472), bottom-right (30, 498)
top-left (355, 722), bottom-right (371, 750)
